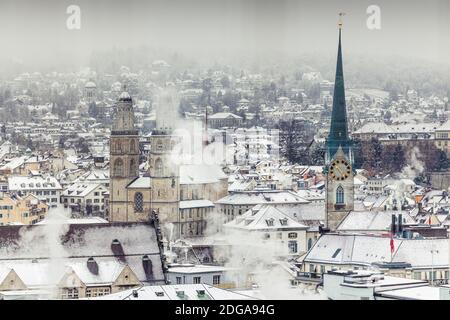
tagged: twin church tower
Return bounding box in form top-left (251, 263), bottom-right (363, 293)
top-left (109, 21), bottom-right (354, 231)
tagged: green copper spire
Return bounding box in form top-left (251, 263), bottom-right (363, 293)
top-left (326, 28), bottom-right (352, 161)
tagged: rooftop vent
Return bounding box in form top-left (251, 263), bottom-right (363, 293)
top-left (155, 292), bottom-right (164, 297)
top-left (197, 290), bottom-right (206, 297)
top-left (87, 257), bottom-right (99, 275)
top-left (132, 290), bottom-right (138, 298)
top-left (111, 239), bottom-right (126, 262)
top-left (176, 290), bottom-right (185, 299)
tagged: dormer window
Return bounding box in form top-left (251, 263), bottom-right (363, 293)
top-left (279, 218), bottom-right (288, 226)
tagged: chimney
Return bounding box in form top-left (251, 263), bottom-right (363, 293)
top-left (142, 255), bottom-right (154, 281)
top-left (197, 290), bottom-right (206, 298)
top-left (87, 257), bottom-right (99, 275)
top-left (398, 214), bottom-right (403, 236)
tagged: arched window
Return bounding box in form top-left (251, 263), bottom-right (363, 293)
top-left (115, 141), bottom-right (121, 153)
top-left (308, 238), bottom-right (313, 250)
top-left (129, 159), bottom-right (136, 176)
top-left (155, 158), bottom-right (163, 176)
top-left (113, 158), bottom-right (124, 177)
top-left (134, 192), bottom-right (143, 212)
top-left (336, 186), bottom-right (344, 204)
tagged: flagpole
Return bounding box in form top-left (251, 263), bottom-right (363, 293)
top-left (431, 239), bottom-right (434, 286)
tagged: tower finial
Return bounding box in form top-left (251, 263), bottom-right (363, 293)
top-left (338, 12), bottom-right (346, 29)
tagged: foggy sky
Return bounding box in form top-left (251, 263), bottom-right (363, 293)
top-left (0, 0), bottom-right (449, 70)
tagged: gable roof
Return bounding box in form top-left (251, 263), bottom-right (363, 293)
top-left (0, 222), bottom-right (166, 286)
top-left (337, 210), bottom-right (414, 232)
top-left (305, 233), bottom-right (450, 268)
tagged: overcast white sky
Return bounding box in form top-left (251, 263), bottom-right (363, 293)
top-left (0, 0), bottom-right (448, 70)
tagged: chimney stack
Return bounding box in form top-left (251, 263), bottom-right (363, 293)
top-left (391, 214), bottom-right (396, 236)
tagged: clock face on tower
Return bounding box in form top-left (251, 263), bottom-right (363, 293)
top-left (329, 159), bottom-right (351, 181)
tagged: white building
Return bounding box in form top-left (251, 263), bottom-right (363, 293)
top-left (167, 264), bottom-right (235, 287)
top-left (224, 205), bottom-right (309, 256)
top-left (216, 190), bottom-right (310, 222)
top-left (61, 182), bottom-right (108, 216)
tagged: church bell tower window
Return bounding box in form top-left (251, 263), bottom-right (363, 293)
top-left (134, 192), bottom-right (143, 212)
top-left (336, 185), bottom-right (344, 204)
top-left (113, 158), bottom-right (124, 177)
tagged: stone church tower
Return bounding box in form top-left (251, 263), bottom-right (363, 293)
top-left (109, 91), bottom-right (140, 221)
top-left (149, 91), bottom-right (180, 225)
top-left (325, 25), bottom-right (354, 231)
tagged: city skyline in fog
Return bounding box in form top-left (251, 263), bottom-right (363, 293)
top-left (0, 0), bottom-right (449, 72)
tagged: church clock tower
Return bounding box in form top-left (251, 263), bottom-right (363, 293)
top-left (109, 91), bottom-right (140, 221)
top-left (325, 19), bottom-right (354, 231)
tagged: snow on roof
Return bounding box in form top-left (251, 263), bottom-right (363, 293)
top-left (354, 122), bottom-right (437, 134)
top-left (337, 210), bottom-right (414, 231)
top-left (62, 182), bottom-right (106, 197)
top-left (0, 267), bottom-right (11, 284)
top-left (378, 285), bottom-right (440, 300)
top-left (89, 284), bottom-right (257, 300)
top-left (305, 233), bottom-right (450, 268)
top-left (180, 164), bottom-right (227, 185)
top-left (296, 190), bottom-right (325, 201)
top-left (168, 264), bottom-right (227, 274)
top-left (0, 222), bottom-right (165, 284)
top-left (119, 91), bottom-right (132, 101)
top-left (224, 205), bottom-right (308, 231)
top-left (0, 156), bottom-right (27, 171)
top-left (8, 175), bottom-right (62, 191)
top-left (67, 259), bottom-right (126, 285)
top-left (268, 203), bottom-right (326, 224)
top-left (209, 112), bottom-right (242, 120)
top-left (36, 216), bottom-right (108, 225)
top-left (228, 179), bottom-right (256, 192)
top-left (75, 169), bottom-right (109, 183)
top-left (1, 261), bottom-right (52, 288)
top-left (127, 177), bottom-right (151, 189)
top-left (438, 118), bottom-right (450, 131)
top-left (353, 122), bottom-right (392, 134)
top-left (85, 81), bottom-right (96, 88)
top-left (179, 200), bottom-right (214, 209)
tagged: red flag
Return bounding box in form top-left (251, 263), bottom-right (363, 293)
top-left (390, 235), bottom-right (395, 254)
top-left (428, 215), bottom-right (432, 225)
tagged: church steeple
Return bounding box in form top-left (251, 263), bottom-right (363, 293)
top-left (326, 22), bottom-right (351, 162)
top-left (324, 15), bottom-right (354, 232)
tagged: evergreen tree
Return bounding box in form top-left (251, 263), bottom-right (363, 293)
top-left (362, 138), bottom-right (383, 175)
top-left (437, 150), bottom-right (450, 171)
